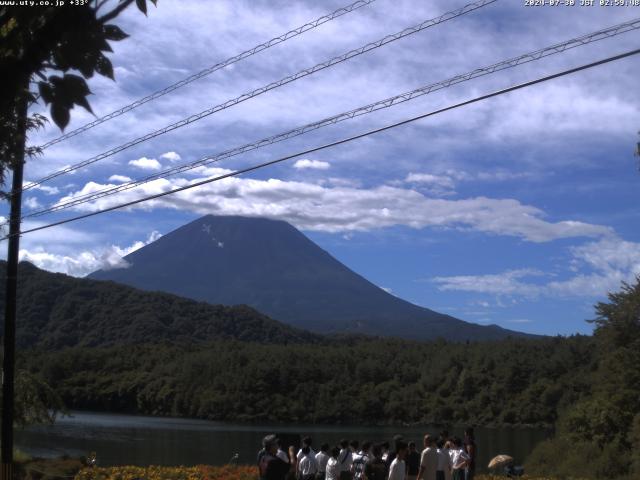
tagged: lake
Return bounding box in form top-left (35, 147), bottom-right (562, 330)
top-left (16, 411), bottom-right (550, 473)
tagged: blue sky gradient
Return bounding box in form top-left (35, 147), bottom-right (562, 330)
top-left (3, 0), bottom-right (640, 335)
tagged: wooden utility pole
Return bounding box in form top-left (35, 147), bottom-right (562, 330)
top-left (1, 94), bottom-right (28, 480)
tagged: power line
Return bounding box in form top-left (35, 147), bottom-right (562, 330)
top-left (9, 47), bottom-right (640, 241)
top-left (37, 0), bottom-right (378, 150)
top-left (22, 0), bottom-right (498, 192)
top-left (19, 16), bottom-right (640, 221)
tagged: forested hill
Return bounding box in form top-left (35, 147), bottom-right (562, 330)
top-left (0, 261), bottom-right (321, 348)
top-left (21, 335), bottom-right (594, 427)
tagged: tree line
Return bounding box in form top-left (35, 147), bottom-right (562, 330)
top-left (19, 335), bottom-right (593, 428)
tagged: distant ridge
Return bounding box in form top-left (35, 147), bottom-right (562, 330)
top-left (0, 261), bottom-right (321, 349)
top-left (89, 215), bottom-right (531, 341)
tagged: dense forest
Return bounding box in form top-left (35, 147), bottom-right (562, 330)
top-left (20, 335), bottom-right (593, 427)
top-left (525, 280), bottom-right (640, 479)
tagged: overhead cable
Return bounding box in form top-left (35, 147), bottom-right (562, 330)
top-left (23, 0), bottom-right (498, 191)
top-left (37, 0), bottom-right (378, 150)
top-left (9, 47), bottom-right (640, 240)
top-left (20, 17), bottom-right (640, 220)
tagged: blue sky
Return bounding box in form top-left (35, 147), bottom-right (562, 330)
top-left (3, 0), bottom-right (640, 336)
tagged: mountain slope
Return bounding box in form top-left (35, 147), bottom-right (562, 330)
top-left (90, 215), bottom-right (528, 341)
top-left (0, 261), bottom-right (321, 349)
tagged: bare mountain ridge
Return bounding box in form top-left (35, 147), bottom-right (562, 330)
top-left (89, 215), bottom-right (530, 341)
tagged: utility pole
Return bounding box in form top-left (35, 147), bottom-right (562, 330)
top-left (1, 93), bottom-right (27, 480)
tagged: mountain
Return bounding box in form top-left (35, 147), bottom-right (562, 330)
top-left (90, 215), bottom-right (529, 341)
top-left (0, 261), bottom-right (321, 349)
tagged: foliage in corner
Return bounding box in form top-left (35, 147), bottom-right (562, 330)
top-left (526, 278), bottom-right (640, 479)
top-left (0, 0), bottom-right (157, 187)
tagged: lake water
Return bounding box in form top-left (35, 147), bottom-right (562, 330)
top-left (16, 411), bottom-right (550, 473)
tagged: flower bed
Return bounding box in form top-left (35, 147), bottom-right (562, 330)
top-left (74, 466), bottom-right (571, 480)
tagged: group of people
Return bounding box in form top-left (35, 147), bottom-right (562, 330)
top-left (257, 429), bottom-right (477, 480)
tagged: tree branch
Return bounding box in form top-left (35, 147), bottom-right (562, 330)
top-left (97, 0), bottom-right (135, 23)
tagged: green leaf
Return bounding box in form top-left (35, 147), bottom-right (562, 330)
top-left (95, 54), bottom-right (114, 80)
top-left (103, 24), bottom-right (129, 41)
top-left (38, 82), bottom-right (54, 104)
top-left (51, 103), bottom-right (70, 131)
top-left (136, 0), bottom-right (147, 15)
top-left (76, 96), bottom-right (94, 115)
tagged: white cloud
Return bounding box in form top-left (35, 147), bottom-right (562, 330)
top-left (23, 183), bottom-right (59, 195)
top-left (293, 159), bottom-right (330, 170)
top-left (108, 174), bottom-right (132, 183)
top-left (405, 173), bottom-right (455, 189)
top-left (24, 197), bottom-right (41, 209)
top-left (56, 175), bottom-right (613, 242)
top-left (18, 230), bottom-right (163, 277)
top-left (432, 237), bottom-right (640, 300)
top-left (128, 157), bottom-right (162, 170)
top-left (160, 151), bottom-right (181, 162)
top-left (433, 269), bottom-right (545, 297)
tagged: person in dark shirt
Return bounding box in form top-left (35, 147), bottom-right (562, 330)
top-left (463, 428), bottom-right (477, 480)
top-left (406, 441), bottom-right (420, 480)
top-left (364, 444), bottom-right (387, 480)
top-left (259, 434), bottom-right (292, 480)
top-left (384, 435), bottom-right (404, 470)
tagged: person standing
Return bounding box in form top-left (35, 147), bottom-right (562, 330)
top-left (352, 441), bottom-right (372, 480)
top-left (381, 443), bottom-right (390, 464)
top-left (450, 438), bottom-right (469, 480)
top-left (436, 440), bottom-right (451, 480)
top-left (365, 444), bottom-right (388, 480)
top-left (298, 437), bottom-right (316, 465)
top-left (463, 429), bottom-right (476, 480)
top-left (385, 436), bottom-right (404, 471)
top-left (259, 435), bottom-right (293, 480)
top-left (417, 435), bottom-right (437, 480)
top-left (278, 439), bottom-right (291, 464)
top-left (338, 439), bottom-right (353, 480)
top-left (406, 442), bottom-right (420, 480)
top-left (326, 447), bottom-right (342, 480)
top-left (388, 441), bottom-right (408, 480)
top-left (316, 443), bottom-right (331, 480)
top-left (298, 445), bottom-right (319, 480)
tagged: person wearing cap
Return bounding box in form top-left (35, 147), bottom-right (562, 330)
top-left (259, 434), bottom-right (293, 480)
top-left (417, 434), bottom-right (438, 480)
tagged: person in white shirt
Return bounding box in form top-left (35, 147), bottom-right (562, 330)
top-left (388, 441), bottom-right (408, 480)
top-left (298, 438), bottom-right (316, 462)
top-left (436, 440), bottom-right (452, 480)
top-left (299, 446), bottom-right (319, 480)
top-left (351, 441), bottom-right (372, 480)
top-left (326, 447), bottom-right (342, 480)
top-left (417, 435), bottom-right (438, 480)
top-left (297, 437), bottom-right (316, 475)
top-left (316, 443), bottom-right (331, 480)
top-left (338, 439), bottom-right (353, 480)
top-left (277, 439), bottom-right (291, 464)
top-left (449, 438), bottom-right (469, 480)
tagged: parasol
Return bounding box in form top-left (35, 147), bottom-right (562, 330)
top-left (488, 454), bottom-right (514, 469)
